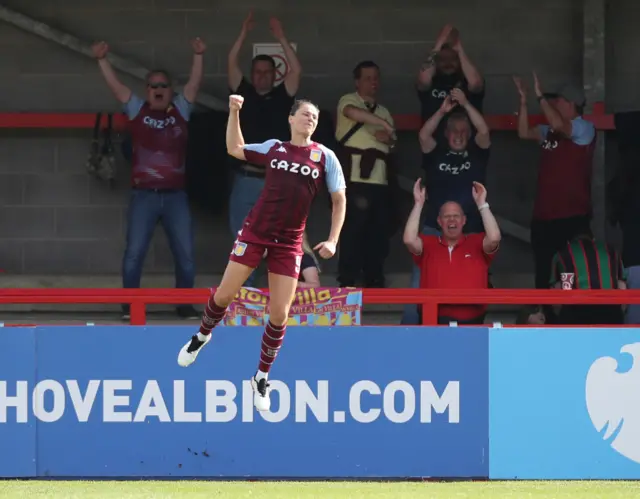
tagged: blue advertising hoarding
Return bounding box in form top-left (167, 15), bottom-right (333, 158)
top-left (0, 325), bottom-right (489, 478)
top-left (489, 328), bottom-right (640, 479)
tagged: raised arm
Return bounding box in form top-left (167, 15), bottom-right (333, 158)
top-left (451, 88), bottom-right (490, 148)
top-left (419, 96), bottom-right (454, 153)
top-left (183, 38), bottom-right (205, 103)
top-left (226, 95), bottom-right (248, 160)
top-left (228, 11), bottom-right (254, 92)
top-left (92, 41), bottom-right (131, 104)
top-left (403, 179), bottom-right (426, 255)
top-left (533, 72), bottom-right (572, 138)
top-left (269, 17), bottom-right (302, 97)
top-left (417, 24), bottom-right (454, 91)
top-left (513, 76), bottom-right (542, 141)
top-left (472, 182), bottom-right (501, 254)
top-left (452, 39), bottom-right (483, 93)
top-left (314, 149), bottom-right (347, 260)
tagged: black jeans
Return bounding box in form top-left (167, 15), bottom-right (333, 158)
top-left (338, 182), bottom-right (390, 287)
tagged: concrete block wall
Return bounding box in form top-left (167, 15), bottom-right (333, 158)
top-left (0, 0), bottom-right (634, 277)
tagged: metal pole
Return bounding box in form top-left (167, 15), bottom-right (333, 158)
top-left (0, 4), bottom-right (227, 112)
top-left (583, 0), bottom-right (606, 240)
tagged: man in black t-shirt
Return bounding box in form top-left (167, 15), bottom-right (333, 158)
top-left (416, 25), bottom-right (484, 141)
top-left (226, 11), bottom-right (302, 286)
top-left (420, 90), bottom-right (490, 233)
top-left (401, 89), bottom-right (491, 325)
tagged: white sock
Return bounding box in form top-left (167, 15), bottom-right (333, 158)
top-left (255, 370), bottom-right (268, 382)
top-left (197, 332), bottom-right (209, 342)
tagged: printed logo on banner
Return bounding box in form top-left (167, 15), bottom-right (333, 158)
top-left (221, 287), bottom-right (363, 326)
top-left (586, 342), bottom-right (640, 465)
top-left (0, 325), bottom-right (489, 478)
top-left (490, 328), bottom-right (640, 480)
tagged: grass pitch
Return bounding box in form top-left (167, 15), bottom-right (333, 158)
top-left (0, 480), bottom-right (639, 498)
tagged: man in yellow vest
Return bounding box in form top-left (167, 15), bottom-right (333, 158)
top-left (335, 61), bottom-right (396, 288)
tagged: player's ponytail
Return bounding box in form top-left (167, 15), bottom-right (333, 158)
top-left (302, 231), bottom-right (321, 273)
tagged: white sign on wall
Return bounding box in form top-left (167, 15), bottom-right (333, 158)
top-left (252, 43), bottom-right (297, 86)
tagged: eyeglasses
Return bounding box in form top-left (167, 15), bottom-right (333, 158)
top-left (148, 82), bottom-right (170, 89)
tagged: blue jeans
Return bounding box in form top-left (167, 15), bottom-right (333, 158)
top-left (122, 189), bottom-right (195, 290)
top-left (625, 266), bottom-right (640, 324)
top-left (229, 172), bottom-right (265, 287)
top-left (400, 225), bottom-right (441, 325)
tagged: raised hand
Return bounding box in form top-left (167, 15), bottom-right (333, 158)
top-left (229, 94), bottom-right (245, 111)
top-left (450, 27), bottom-right (461, 51)
top-left (269, 16), bottom-right (286, 41)
top-left (435, 24), bottom-right (455, 50)
top-left (92, 41), bottom-right (109, 60)
top-left (191, 37), bottom-right (206, 55)
top-left (440, 95), bottom-right (456, 113)
top-left (513, 75), bottom-right (527, 102)
top-left (413, 178), bottom-right (427, 205)
top-left (241, 10), bottom-right (255, 34)
top-left (532, 71), bottom-right (543, 98)
top-left (472, 181), bottom-right (488, 206)
top-left (450, 87), bottom-right (468, 106)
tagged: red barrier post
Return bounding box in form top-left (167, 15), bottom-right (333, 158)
top-left (130, 301), bottom-right (147, 326)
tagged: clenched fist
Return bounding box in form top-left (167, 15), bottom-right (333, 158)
top-left (92, 41), bottom-right (109, 60)
top-left (314, 240), bottom-right (336, 259)
top-left (229, 94), bottom-right (244, 111)
top-left (191, 37), bottom-right (206, 55)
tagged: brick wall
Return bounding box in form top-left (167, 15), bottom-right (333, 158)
top-left (0, 0), bottom-right (634, 276)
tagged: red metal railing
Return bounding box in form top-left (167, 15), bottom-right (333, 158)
top-left (0, 102), bottom-right (614, 132)
top-left (0, 288), bottom-right (638, 326)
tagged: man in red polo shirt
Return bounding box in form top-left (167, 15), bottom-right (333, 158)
top-left (403, 179), bottom-right (501, 324)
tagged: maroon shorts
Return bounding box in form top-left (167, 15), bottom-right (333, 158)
top-left (229, 235), bottom-right (303, 279)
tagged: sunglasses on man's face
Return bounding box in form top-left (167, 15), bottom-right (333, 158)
top-left (148, 82), bottom-right (170, 89)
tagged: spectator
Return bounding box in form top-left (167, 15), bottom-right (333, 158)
top-left (401, 89), bottom-right (490, 324)
top-left (227, 11), bottom-right (302, 286)
top-left (416, 24), bottom-right (484, 139)
top-left (335, 61), bottom-right (396, 288)
top-left (549, 230), bottom-right (626, 325)
top-left (514, 74), bottom-right (596, 293)
top-left (403, 180), bottom-right (501, 325)
top-left (298, 232), bottom-right (321, 288)
top-left (93, 39), bottom-right (205, 320)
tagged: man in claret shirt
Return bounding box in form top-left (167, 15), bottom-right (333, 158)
top-left (93, 38), bottom-right (205, 320)
top-left (514, 73), bottom-right (596, 291)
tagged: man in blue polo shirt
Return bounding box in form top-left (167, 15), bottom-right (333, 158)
top-left (401, 88), bottom-right (491, 324)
